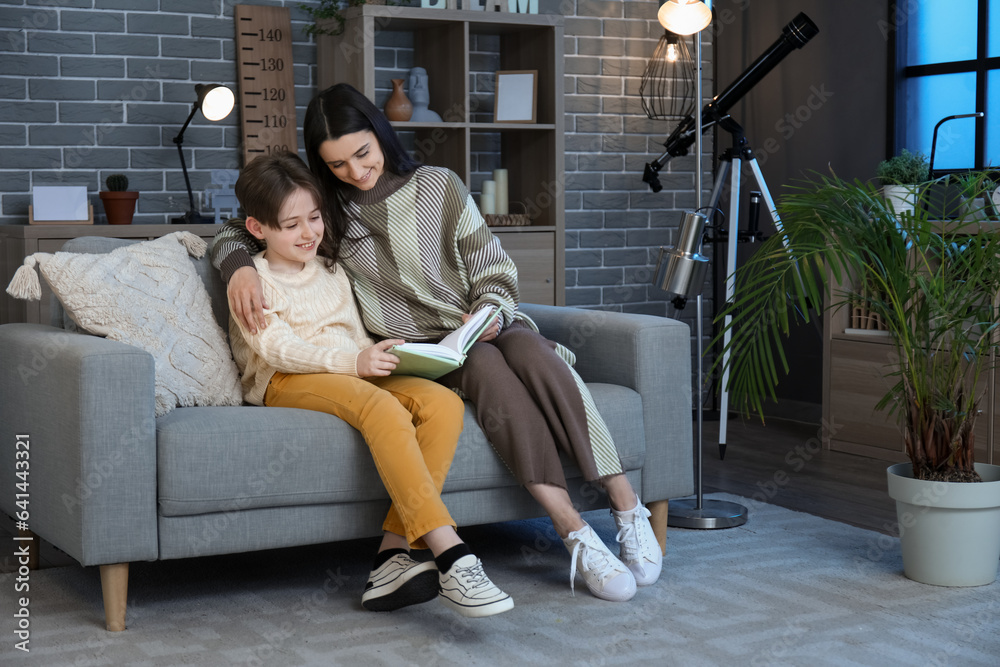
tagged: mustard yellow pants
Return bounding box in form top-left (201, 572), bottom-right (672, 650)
top-left (265, 371), bottom-right (463, 549)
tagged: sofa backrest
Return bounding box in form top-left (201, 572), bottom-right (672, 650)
top-left (55, 236), bottom-right (231, 334)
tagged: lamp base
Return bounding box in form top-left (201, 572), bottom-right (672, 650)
top-left (171, 211), bottom-right (216, 225)
top-left (667, 498), bottom-right (748, 529)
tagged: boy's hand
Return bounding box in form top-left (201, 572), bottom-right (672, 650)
top-left (357, 339), bottom-right (403, 377)
top-left (229, 266), bottom-right (268, 334)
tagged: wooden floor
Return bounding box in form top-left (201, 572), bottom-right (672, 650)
top-left (0, 417), bottom-right (899, 573)
top-left (701, 417), bottom-right (897, 535)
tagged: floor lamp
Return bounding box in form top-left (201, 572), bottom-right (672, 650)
top-left (652, 0), bottom-right (747, 529)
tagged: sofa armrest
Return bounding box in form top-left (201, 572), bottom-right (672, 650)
top-left (0, 324), bottom-right (158, 566)
top-left (520, 304), bottom-right (694, 502)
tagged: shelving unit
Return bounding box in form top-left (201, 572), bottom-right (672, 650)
top-left (316, 6), bottom-right (564, 306)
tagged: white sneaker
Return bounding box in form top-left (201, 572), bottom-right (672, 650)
top-left (362, 552), bottom-right (439, 612)
top-left (612, 498), bottom-right (663, 586)
top-left (561, 524), bottom-right (636, 602)
top-left (438, 555), bottom-right (514, 618)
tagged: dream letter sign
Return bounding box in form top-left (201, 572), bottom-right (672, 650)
top-left (420, 0), bottom-right (539, 13)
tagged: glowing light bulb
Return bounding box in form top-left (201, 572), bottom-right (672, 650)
top-left (666, 42), bottom-right (680, 62)
top-left (658, 0), bottom-right (712, 35)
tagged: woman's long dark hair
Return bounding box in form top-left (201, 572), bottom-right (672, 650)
top-left (303, 84), bottom-right (420, 251)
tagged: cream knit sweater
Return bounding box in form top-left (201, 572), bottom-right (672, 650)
top-left (229, 253), bottom-right (375, 406)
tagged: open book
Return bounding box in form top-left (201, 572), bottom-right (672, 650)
top-left (390, 306), bottom-right (500, 379)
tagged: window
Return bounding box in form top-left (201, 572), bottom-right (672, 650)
top-left (895, 0), bottom-right (997, 172)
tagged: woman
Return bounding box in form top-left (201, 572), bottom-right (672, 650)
top-left (213, 84), bottom-right (662, 602)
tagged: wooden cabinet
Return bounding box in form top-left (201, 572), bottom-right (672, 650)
top-left (825, 337), bottom-right (901, 459)
top-left (491, 227), bottom-right (556, 305)
top-left (0, 224), bottom-right (220, 326)
top-left (316, 5), bottom-right (564, 305)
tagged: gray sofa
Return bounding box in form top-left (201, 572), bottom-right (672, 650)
top-left (0, 236), bottom-right (693, 631)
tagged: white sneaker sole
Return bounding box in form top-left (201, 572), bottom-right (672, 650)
top-left (438, 592), bottom-right (514, 618)
top-left (362, 561), bottom-right (439, 612)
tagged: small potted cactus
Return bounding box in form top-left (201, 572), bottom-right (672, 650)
top-left (98, 174), bottom-right (139, 225)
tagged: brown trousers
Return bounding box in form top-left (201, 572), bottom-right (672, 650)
top-left (439, 321), bottom-right (623, 489)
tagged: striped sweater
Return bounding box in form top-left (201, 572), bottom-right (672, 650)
top-left (213, 166), bottom-right (520, 343)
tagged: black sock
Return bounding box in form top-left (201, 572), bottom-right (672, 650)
top-left (435, 543), bottom-right (472, 574)
top-left (372, 547), bottom-right (407, 570)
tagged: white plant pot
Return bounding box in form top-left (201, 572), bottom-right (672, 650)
top-left (886, 462), bottom-right (1000, 587)
top-left (881, 184), bottom-right (919, 216)
top-left (960, 197), bottom-right (990, 223)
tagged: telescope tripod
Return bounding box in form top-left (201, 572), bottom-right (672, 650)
top-left (706, 117), bottom-right (785, 460)
top-left (666, 118), bottom-right (781, 530)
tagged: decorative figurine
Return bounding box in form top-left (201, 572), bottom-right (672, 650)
top-left (409, 67), bottom-right (442, 122)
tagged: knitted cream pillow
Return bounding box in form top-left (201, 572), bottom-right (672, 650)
top-left (6, 232), bottom-right (242, 416)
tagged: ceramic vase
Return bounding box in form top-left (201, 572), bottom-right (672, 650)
top-left (384, 79), bottom-right (412, 122)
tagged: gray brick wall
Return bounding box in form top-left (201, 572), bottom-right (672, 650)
top-left (0, 0), bottom-right (320, 225)
top-left (0, 0), bottom-right (713, 328)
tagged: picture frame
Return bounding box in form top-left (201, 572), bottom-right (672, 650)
top-left (29, 185), bottom-right (94, 225)
top-left (494, 70), bottom-right (537, 124)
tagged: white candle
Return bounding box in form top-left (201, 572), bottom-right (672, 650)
top-left (482, 179), bottom-right (496, 196)
top-left (493, 168), bottom-right (508, 214)
top-left (481, 192), bottom-right (495, 215)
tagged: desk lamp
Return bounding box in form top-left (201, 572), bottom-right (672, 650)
top-left (172, 83), bottom-right (235, 224)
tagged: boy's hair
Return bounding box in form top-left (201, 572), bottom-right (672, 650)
top-left (236, 151), bottom-right (325, 229)
top-left (235, 151), bottom-right (340, 266)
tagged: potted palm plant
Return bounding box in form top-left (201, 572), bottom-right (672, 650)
top-left (714, 170), bottom-right (1000, 587)
top-left (876, 149), bottom-right (929, 216)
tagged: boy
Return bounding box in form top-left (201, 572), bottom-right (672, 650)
top-left (228, 152), bottom-right (512, 618)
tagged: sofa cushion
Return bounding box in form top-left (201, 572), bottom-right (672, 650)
top-left (156, 383), bottom-right (646, 517)
top-left (156, 406), bottom-right (382, 517)
top-left (56, 235), bottom-right (232, 336)
top-left (26, 233), bottom-right (242, 416)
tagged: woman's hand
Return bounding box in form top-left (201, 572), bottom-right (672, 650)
top-left (229, 266), bottom-right (268, 334)
top-left (357, 339), bottom-right (403, 377)
top-left (464, 312), bottom-right (502, 342)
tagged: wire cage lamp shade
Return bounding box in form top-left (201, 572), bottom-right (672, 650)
top-left (640, 30), bottom-right (696, 121)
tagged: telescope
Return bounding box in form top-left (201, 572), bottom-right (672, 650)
top-left (644, 12), bottom-right (819, 192)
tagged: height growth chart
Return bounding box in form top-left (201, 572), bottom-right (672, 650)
top-left (234, 5), bottom-right (298, 166)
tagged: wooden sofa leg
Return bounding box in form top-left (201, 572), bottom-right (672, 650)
top-left (647, 499), bottom-right (668, 556)
top-left (100, 563), bottom-right (129, 632)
